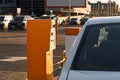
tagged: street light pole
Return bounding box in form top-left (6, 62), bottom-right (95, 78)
top-left (31, 0), bottom-right (34, 15)
top-left (109, 0), bottom-right (111, 16)
top-left (68, 0), bottom-right (71, 17)
top-left (107, 1), bottom-right (109, 16)
top-left (68, 0), bottom-right (71, 23)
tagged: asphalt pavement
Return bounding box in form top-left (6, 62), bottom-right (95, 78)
top-left (0, 24), bottom-right (81, 80)
top-left (0, 27), bottom-right (65, 80)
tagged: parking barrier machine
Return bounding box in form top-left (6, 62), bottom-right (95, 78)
top-left (27, 19), bottom-right (57, 80)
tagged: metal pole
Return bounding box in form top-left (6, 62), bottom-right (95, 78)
top-left (109, 0), bottom-right (111, 16)
top-left (107, 1), bottom-right (109, 16)
top-left (31, 0), bottom-right (34, 15)
top-left (102, 5), bottom-right (104, 16)
top-left (98, 2), bottom-right (99, 16)
top-left (68, 0), bottom-right (71, 17)
top-left (68, 0), bottom-right (71, 23)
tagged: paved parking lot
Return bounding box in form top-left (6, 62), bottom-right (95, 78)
top-left (0, 24), bottom-right (81, 80)
top-left (0, 27), bottom-right (65, 80)
top-left (0, 31), bottom-right (27, 80)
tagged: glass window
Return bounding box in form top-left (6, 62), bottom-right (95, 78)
top-left (72, 23), bottom-right (120, 71)
top-left (71, 18), bottom-right (77, 20)
top-left (13, 16), bottom-right (24, 21)
top-left (0, 1), bottom-right (2, 4)
top-left (5, 0), bottom-right (8, 3)
top-left (9, 0), bottom-right (14, 3)
top-left (39, 16), bottom-right (50, 19)
top-left (0, 17), bottom-right (4, 21)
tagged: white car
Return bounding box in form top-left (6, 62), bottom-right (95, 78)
top-left (39, 14), bottom-right (62, 26)
top-left (59, 16), bottom-right (120, 80)
top-left (0, 15), bottom-right (13, 30)
top-left (8, 15), bottom-right (34, 30)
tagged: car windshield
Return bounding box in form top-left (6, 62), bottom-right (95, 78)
top-left (0, 16), bottom-right (4, 21)
top-left (39, 15), bottom-right (56, 20)
top-left (81, 17), bottom-right (88, 21)
top-left (71, 18), bottom-right (77, 20)
top-left (13, 16), bottom-right (24, 21)
top-left (72, 23), bottom-right (120, 71)
top-left (39, 16), bottom-right (50, 19)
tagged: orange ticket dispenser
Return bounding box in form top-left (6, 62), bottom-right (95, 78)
top-left (27, 20), bottom-right (56, 80)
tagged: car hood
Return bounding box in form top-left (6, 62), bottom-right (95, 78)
top-left (67, 70), bottom-right (120, 80)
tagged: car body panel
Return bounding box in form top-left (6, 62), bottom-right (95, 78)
top-left (68, 70), bottom-right (120, 80)
top-left (59, 16), bottom-right (120, 80)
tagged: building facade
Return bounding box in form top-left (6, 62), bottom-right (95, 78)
top-left (16, 0), bottom-right (45, 16)
top-left (91, 1), bottom-right (120, 17)
top-left (0, 0), bottom-right (16, 15)
top-left (45, 0), bottom-right (91, 17)
top-left (0, 0), bottom-right (119, 17)
top-left (0, 0), bottom-right (91, 17)
top-left (0, 0), bottom-right (45, 16)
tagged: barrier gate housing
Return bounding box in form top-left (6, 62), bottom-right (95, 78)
top-left (27, 19), bottom-right (56, 80)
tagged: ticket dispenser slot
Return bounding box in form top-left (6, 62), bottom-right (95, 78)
top-left (50, 27), bottom-right (56, 51)
top-left (27, 19), bottom-right (56, 80)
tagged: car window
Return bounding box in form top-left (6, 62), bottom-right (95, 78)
top-left (72, 23), bottom-right (120, 71)
top-left (39, 16), bottom-right (50, 19)
top-left (0, 16), bottom-right (4, 21)
top-left (13, 17), bottom-right (24, 21)
top-left (71, 18), bottom-right (77, 20)
top-left (40, 15), bottom-right (57, 20)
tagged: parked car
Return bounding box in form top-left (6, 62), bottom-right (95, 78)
top-left (69, 18), bottom-right (80, 25)
top-left (59, 16), bottom-right (120, 80)
top-left (39, 14), bottom-right (62, 26)
top-left (8, 15), bottom-right (34, 30)
top-left (80, 17), bottom-right (89, 25)
top-left (0, 15), bottom-right (13, 30)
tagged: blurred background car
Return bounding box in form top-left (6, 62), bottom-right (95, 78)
top-left (0, 15), bottom-right (13, 30)
top-left (80, 17), bottom-right (89, 25)
top-left (69, 18), bottom-right (80, 25)
top-left (39, 14), bottom-right (62, 26)
top-left (8, 15), bottom-right (34, 30)
top-left (59, 16), bottom-right (120, 80)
